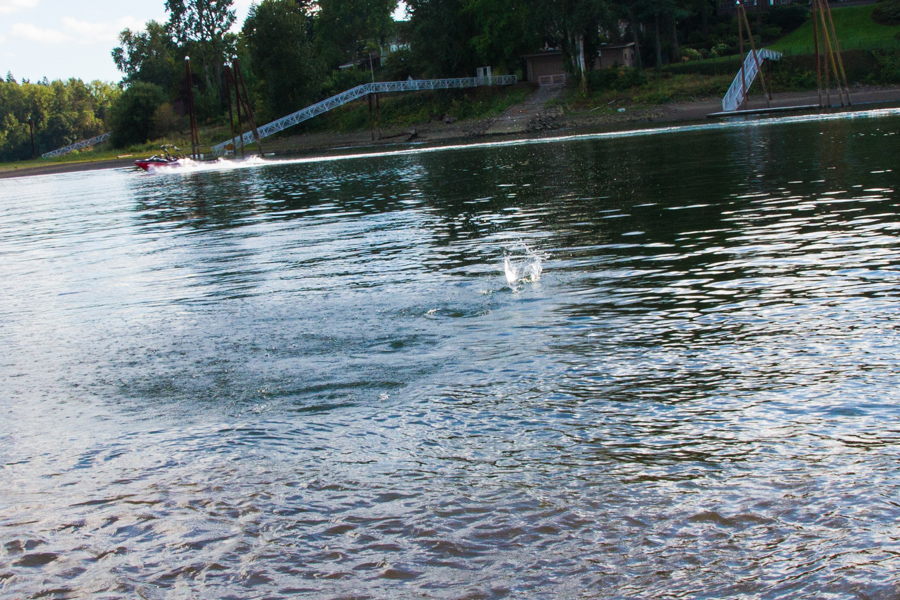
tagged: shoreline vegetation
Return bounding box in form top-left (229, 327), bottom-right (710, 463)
top-left (3, 81), bottom-right (900, 180)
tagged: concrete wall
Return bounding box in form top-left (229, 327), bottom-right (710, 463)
top-left (599, 46), bottom-right (636, 69)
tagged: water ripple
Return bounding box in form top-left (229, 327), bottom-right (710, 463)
top-left (2, 112), bottom-right (900, 598)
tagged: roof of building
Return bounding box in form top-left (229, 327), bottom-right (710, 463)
top-left (521, 50), bottom-right (564, 59)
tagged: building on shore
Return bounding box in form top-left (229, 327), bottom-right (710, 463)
top-left (523, 43), bottom-right (637, 86)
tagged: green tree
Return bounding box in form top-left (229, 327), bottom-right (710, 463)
top-left (112, 21), bottom-right (180, 91)
top-left (87, 80), bottom-right (122, 123)
top-left (608, 0), bottom-right (645, 69)
top-left (406, 0), bottom-right (481, 76)
top-left (151, 102), bottom-right (184, 138)
top-left (242, 0), bottom-right (323, 120)
top-left (532, 0), bottom-right (612, 90)
top-left (463, 0), bottom-right (538, 72)
top-left (109, 82), bottom-right (167, 147)
top-left (315, 0), bottom-right (398, 69)
top-left (0, 78), bottom-right (116, 161)
top-left (165, 0), bottom-right (236, 95)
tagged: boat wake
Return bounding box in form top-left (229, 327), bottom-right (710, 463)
top-left (135, 107), bottom-right (900, 177)
top-left (142, 155), bottom-right (268, 175)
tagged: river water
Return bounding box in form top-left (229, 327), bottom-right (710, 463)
top-left (2, 109), bottom-right (900, 599)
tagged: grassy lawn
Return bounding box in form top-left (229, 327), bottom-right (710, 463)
top-left (769, 4), bottom-right (900, 54)
top-left (0, 148), bottom-right (134, 174)
top-left (560, 72), bottom-right (735, 112)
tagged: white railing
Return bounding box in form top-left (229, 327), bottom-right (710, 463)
top-left (538, 74), bottom-right (566, 87)
top-left (212, 74), bottom-right (518, 156)
top-left (722, 49), bottom-right (782, 112)
top-left (41, 132), bottom-right (111, 158)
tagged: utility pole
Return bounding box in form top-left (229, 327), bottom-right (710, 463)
top-left (27, 116), bottom-right (36, 160)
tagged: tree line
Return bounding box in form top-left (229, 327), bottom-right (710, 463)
top-left (0, 75), bottom-right (119, 162)
top-left (2, 0), bottom-right (812, 161)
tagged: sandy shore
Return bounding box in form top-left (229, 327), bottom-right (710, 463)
top-left (4, 85), bottom-right (899, 180)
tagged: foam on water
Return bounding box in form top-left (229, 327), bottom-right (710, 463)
top-left (503, 244), bottom-right (545, 289)
top-left (143, 154), bottom-right (268, 175)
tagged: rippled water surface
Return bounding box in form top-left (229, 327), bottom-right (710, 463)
top-left (3, 111), bottom-right (900, 599)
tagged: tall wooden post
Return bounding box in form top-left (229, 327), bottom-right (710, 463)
top-left (369, 94), bottom-right (375, 141)
top-left (738, 1), bottom-right (746, 109)
top-left (816, 0), bottom-right (844, 107)
top-left (813, 0), bottom-right (823, 107)
top-left (823, 0), bottom-right (852, 106)
top-left (232, 58), bottom-right (263, 155)
top-left (224, 66), bottom-right (238, 157)
top-left (375, 92), bottom-right (381, 140)
top-left (185, 57), bottom-right (201, 160)
top-left (739, 2), bottom-right (771, 107)
top-left (231, 65), bottom-right (245, 158)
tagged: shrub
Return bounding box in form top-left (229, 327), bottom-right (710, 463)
top-left (709, 43), bottom-right (731, 58)
top-left (873, 0), bottom-right (900, 26)
top-left (874, 49), bottom-right (900, 82)
top-left (151, 102), bottom-right (182, 138)
top-left (321, 68), bottom-right (373, 98)
top-left (587, 67), bottom-right (647, 91)
top-left (681, 48), bottom-right (704, 62)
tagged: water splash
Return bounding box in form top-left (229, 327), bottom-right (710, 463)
top-left (144, 155), bottom-right (267, 175)
top-left (503, 244), bottom-right (545, 288)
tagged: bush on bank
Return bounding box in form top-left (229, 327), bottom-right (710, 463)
top-left (109, 82), bottom-right (167, 148)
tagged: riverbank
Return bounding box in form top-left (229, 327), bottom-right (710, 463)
top-left (0, 156), bottom-right (140, 179)
top-left (4, 84), bottom-right (900, 180)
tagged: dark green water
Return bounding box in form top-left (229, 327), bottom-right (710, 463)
top-left (2, 109), bottom-right (900, 599)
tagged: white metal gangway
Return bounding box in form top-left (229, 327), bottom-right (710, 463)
top-left (722, 48), bottom-right (782, 112)
top-left (211, 73), bottom-right (517, 156)
top-left (41, 132), bottom-right (111, 158)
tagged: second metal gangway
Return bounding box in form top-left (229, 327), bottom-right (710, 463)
top-left (721, 48), bottom-right (783, 112)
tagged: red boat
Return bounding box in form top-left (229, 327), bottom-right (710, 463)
top-left (134, 145), bottom-right (187, 171)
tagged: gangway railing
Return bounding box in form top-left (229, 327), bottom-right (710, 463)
top-left (41, 132), bottom-right (111, 158)
top-left (212, 74), bottom-right (517, 156)
top-left (722, 49), bottom-right (782, 112)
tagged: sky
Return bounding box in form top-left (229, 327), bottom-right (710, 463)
top-left (0, 0), bottom-right (408, 84)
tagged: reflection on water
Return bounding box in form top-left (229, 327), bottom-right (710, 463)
top-left (2, 110), bottom-right (900, 598)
